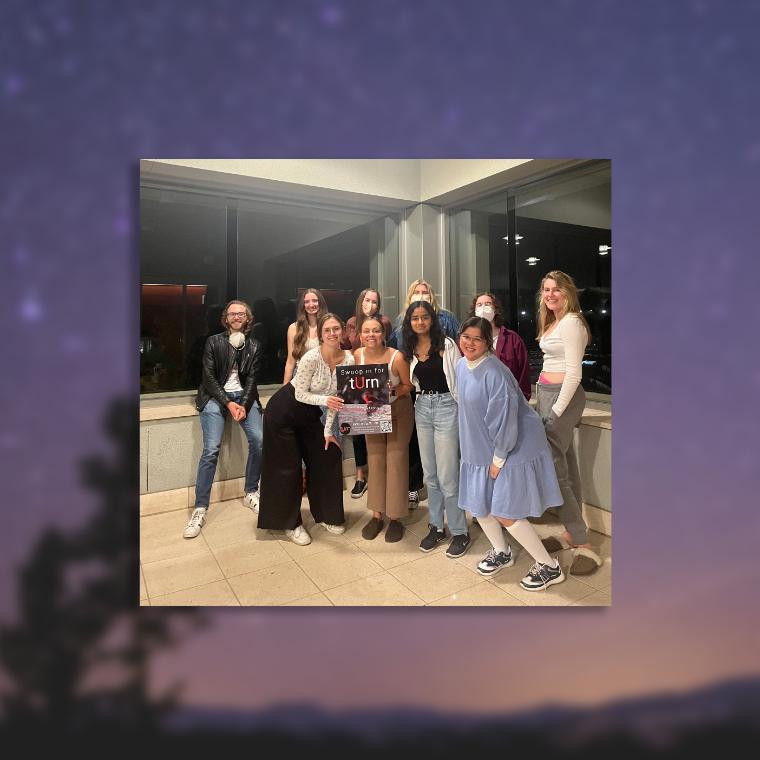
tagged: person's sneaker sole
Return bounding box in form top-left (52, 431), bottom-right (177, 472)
top-left (419, 530), bottom-right (446, 553)
top-left (285, 528), bottom-right (311, 546)
top-left (319, 522), bottom-right (346, 535)
top-left (350, 481), bottom-right (368, 499)
top-left (476, 556), bottom-right (514, 576)
top-left (520, 569), bottom-right (565, 591)
top-left (445, 539), bottom-right (472, 558)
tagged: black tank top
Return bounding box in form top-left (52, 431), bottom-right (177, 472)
top-left (413, 351), bottom-right (449, 392)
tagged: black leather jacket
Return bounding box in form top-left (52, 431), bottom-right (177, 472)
top-left (195, 332), bottom-right (262, 413)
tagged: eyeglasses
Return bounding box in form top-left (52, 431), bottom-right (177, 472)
top-left (323, 327), bottom-right (342, 334)
top-left (460, 334), bottom-right (485, 344)
top-left (227, 312), bottom-right (247, 319)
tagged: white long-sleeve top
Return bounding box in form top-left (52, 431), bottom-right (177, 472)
top-left (538, 313), bottom-right (588, 417)
top-left (408, 336), bottom-right (461, 402)
top-left (291, 346), bottom-right (355, 436)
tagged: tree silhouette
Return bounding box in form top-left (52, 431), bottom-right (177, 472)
top-left (0, 397), bottom-right (205, 735)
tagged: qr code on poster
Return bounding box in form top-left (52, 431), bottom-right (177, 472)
top-left (379, 420), bottom-right (392, 433)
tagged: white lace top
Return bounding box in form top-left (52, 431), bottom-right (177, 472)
top-left (291, 346), bottom-right (354, 436)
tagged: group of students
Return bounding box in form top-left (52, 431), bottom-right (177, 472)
top-left (182, 270), bottom-right (602, 594)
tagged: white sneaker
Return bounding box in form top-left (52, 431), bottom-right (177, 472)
top-left (285, 525), bottom-right (311, 545)
top-left (319, 522), bottom-right (346, 535)
top-left (244, 490), bottom-right (260, 513)
top-left (183, 508), bottom-right (207, 539)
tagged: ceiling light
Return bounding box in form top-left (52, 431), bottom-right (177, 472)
top-left (525, 256), bottom-right (540, 266)
top-left (598, 245), bottom-right (611, 255)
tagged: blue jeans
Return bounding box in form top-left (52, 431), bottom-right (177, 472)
top-left (195, 393), bottom-right (263, 508)
top-left (414, 392), bottom-right (466, 536)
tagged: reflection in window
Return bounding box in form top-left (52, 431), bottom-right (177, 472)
top-left (448, 161), bottom-right (611, 395)
top-left (140, 186), bottom-right (399, 392)
top-left (515, 163), bottom-right (611, 393)
top-left (140, 195), bottom-right (227, 394)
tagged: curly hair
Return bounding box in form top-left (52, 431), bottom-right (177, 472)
top-left (221, 300), bottom-right (253, 336)
top-left (467, 291), bottom-right (504, 328)
top-left (401, 300), bottom-right (445, 361)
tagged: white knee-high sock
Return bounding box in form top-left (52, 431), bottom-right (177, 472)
top-left (477, 514), bottom-right (509, 553)
top-left (505, 519), bottom-right (558, 567)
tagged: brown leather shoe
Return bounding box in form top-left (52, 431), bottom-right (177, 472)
top-left (361, 516), bottom-right (384, 540)
top-left (384, 519), bottom-right (404, 543)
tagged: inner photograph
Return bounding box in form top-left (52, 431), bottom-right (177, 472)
top-left (139, 158), bottom-right (612, 607)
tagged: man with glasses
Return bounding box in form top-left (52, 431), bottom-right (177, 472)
top-left (183, 300), bottom-right (263, 539)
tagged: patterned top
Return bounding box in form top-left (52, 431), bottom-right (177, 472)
top-left (292, 346), bottom-right (355, 436)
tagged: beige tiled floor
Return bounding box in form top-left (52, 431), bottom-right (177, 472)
top-left (139, 491), bottom-right (611, 607)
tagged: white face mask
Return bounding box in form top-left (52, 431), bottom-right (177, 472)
top-left (475, 304), bottom-right (495, 321)
top-left (228, 331), bottom-right (245, 349)
top-left (411, 293), bottom-right (431, 303)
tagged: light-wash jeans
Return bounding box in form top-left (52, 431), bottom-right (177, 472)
top-left (414, 392), bottom-right (466, 536)
top-left (195, 393), bottom-right (263, 508)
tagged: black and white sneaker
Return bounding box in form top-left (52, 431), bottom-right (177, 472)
top-left (351, 480), bottom-right (368, 498)
top-left (408, 490), bottom-right (420, 509)
top-left (476, 546), bottom-right (514, 576)
top-left (419, 525), bottom-right (446, 552)
top-left (445, 533), bottom-right (472, 558)
top-left (520, 560), bottom-right (565, 591)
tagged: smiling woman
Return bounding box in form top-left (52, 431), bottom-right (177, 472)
top-left (257, 313), bottom-right (354, 547)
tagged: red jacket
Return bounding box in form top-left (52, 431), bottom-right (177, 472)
top-left (494, 326), bottom-right (531, 400)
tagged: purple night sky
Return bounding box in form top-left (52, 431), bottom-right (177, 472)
top-left (2, 0), bottom-right (760, 714)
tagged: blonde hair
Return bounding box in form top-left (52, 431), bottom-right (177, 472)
top-left (403, 279), bottom-right (439, 313)
top-left (536, 270), bottom-right (591, 342)
top-left (292, 288), bottom-right (328, 361)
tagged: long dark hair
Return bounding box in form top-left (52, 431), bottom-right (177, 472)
top-left (401, 300), bottom-right (445, 361)
top-left (293, 288), bottom-right (328, 360)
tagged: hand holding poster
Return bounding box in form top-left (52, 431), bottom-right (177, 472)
top-left (336, 363), bottom-right (392, 435)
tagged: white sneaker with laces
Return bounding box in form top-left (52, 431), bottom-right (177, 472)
top-left (183, 508), bottom-right (207, 539)
top-left (319, 522), bottom-right (346, 535)
top-left (244, 490), bottom-right (260, 513)
top-left (285, 525), bottom-right (312, 545)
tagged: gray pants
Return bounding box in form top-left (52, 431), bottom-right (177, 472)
top-left (536, 382), bottom-right (588, 545)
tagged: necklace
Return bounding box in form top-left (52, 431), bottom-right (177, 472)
top-left (414, 340), bottom-right (431, 361)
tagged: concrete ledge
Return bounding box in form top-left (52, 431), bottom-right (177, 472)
top-left (583, 503), bottom-right (611, 537)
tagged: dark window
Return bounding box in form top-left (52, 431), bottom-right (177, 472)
top-left (448, 160), bottom-right (611, 395)
top-left (140, 186), bottom-right (399, 393)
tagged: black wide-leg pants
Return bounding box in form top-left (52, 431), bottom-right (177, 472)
top-left (257, 383), bottom-right (345, 531)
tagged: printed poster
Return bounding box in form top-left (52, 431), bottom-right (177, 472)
top-left (336, 363), bottom-right (392, 435)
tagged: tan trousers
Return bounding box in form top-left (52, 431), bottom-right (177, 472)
top-left (365, 395), bottom-right (414, 520)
